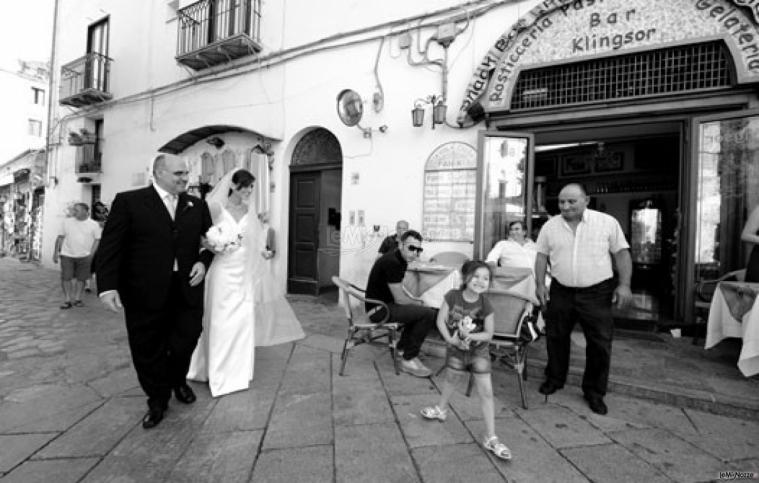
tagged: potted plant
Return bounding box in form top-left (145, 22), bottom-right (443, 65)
top-left (67, 131), bottom-right (84, 146)
top-left (79, 128), bottom-right (96, 144)
top-left (67, 128), bottom-right (96, 146)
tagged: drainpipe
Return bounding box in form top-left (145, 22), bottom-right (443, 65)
top-left (39, 0), bottom-right (59, 263)
top-left (45, 0), bottom-right (59, 188)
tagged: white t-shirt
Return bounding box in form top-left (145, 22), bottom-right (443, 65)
top-left (59, 218), bottom-right (101, 257)
top-left (486, 239), bottom-right (538, 270)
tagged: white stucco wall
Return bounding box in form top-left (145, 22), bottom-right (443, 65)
top-left (44, 0), bottom-right (546, 294)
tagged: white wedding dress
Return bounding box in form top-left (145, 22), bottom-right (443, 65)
top-left (187, 169), bottom-right (306, 397)
top-left (187, 207), bottom-right (255, 397)
top-left (252, 224), bottom-right (306, 347)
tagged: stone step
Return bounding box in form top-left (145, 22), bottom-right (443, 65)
top-left (421, 336), bottom-right (759, 420)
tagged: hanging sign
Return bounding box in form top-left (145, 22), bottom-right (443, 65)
top-left (457, 0), bottom-right (759, 124)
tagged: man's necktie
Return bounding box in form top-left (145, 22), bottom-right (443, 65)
top-left (166, 194), bottom-right (177, 220)
top-left (166, 194), bottom-right (179, 271)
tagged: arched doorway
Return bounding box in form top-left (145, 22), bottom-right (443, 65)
top-left (288, 128), bottom-right (343, 295)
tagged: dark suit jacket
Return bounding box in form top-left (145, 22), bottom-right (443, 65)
top-left (96, 186), bottom-right (213, 311)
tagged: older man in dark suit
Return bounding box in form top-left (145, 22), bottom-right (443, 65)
top-left (97, 153), bottom-right (213, 428)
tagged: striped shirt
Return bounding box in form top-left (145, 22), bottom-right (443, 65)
top-left (535, 209), bottom-right (629, 288)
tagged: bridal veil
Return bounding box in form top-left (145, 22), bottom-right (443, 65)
top-left (206, 168), bottom-right (304, 347)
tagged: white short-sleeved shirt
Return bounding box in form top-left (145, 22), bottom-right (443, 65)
top-left (59, 218), bottom-right (101, 257)
top-left (485, 239), bottom-right (538, 270)
top-left (535, 209), bottom-right (629, 288)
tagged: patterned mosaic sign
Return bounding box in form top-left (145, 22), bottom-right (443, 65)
top-left (457, 0), bottom-right (759, 123)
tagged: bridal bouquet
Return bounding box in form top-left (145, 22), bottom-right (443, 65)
top-left (205, 224), bottom-right (243, 254)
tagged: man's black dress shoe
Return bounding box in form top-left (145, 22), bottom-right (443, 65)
top-left (584, 394), bottom-right (608, 415)
top-left (539, 381), bottom-right (561, 396)
top-left (174, 384), bottom-right (196, 404)
top-left (142, 408), bottom-right (164, 429)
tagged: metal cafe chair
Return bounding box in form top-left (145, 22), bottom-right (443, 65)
top-left (332, 276), bottom-right (401, 376)
top-left (470, 288), bottom-right (536, 409)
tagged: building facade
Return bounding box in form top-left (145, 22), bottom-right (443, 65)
top-left (0, 60), bottom-right (49, 260)
top-left (0, 60), bottom-right (48, 165)
top-left (46, 0), bottom-right (759, 327)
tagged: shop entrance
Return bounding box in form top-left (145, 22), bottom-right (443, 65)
top-left (465, 3), bottom-right (759, 330)
top-left (530, 123), bottom-right (682, 329)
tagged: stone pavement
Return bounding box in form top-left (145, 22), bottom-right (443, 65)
top-left (1, 256), bottom-right (758, 482)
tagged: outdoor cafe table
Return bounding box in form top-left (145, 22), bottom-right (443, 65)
top-left (705, 281), bottom-right (759, 377)
top-left (403, 263), bottom-right (538, 309)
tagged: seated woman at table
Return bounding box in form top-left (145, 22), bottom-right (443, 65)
top-left (742, 204), bottom-right (759, 282)
top-left (486, 220), bottom-right (548, 333)
top-left (485, 221), bottom-right (538, 271)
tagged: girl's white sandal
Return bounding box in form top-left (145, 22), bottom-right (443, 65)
top-left (483, 436), bottom-right (512, 460)
top-left (420, 405), bottom-right (448, 421)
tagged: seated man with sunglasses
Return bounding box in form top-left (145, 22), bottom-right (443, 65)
top-left (365, 229), bottom-right (436, 377)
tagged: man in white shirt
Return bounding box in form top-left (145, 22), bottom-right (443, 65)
top-left (53, 203), bottom-right (101, 308)
top-left (534, 183), bottom-right (632, 415)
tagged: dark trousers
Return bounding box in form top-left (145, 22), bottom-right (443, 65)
top-left (371, 303), bottom-right (436, 360)
top-left (746, 245), bottom-right (759, 282)
top-left (544, 278), bottom-right (615, 397)
top-left (124, 273), bottom-right (203, 410)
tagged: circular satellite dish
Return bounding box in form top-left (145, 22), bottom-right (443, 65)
top-left (336, 89), bottom-right (363, 127)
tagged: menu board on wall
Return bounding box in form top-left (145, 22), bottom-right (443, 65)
top-left (423, 142), bottom-right (477, 242)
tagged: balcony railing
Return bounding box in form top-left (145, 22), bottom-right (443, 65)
top-left (59, 52), bottom-right (113, 107)
top-left (176, 0), bottom-right (262, 70)
top-left (75, 144), bottom-right (102, 182)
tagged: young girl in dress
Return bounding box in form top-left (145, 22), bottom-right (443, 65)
top-left (420, 260), bottom-right (512, 460)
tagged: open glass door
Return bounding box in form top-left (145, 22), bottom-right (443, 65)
top-left (86, 17), bottom-right (109, 91)
top-left (475, 131), bottom-right (534, 259)
top-left (689, 111), bottom-right (759, 320)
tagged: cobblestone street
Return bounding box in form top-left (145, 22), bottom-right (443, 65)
top-left (1, 257), bottom-right (758, 482)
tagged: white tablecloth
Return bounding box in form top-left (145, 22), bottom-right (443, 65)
top-left (403, 265), bottom-right (460, 309)
top-left (404, 264), bottom-right (538, 309)
top-left (705, 283), bottom-right (759, 377)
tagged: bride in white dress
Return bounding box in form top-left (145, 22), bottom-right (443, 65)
top-left (187, 169), bottom-right (255, 397)
top-left (188, 168), bottom-right (305, 397)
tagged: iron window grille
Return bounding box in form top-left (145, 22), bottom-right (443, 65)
top-left (510, 41), bottom-right (733, 111)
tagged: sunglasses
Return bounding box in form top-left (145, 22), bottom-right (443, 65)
top-left (407, 245), bottom-right (423, 254)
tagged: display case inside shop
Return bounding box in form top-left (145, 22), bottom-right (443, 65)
top-left (630, 198), bottom-right (662, 267)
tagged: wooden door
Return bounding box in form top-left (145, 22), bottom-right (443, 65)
top-left (288, 171), bottom-right (321, 294)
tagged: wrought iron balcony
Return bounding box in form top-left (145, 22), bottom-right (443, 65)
top-left (59, 52), bottom-right (113, 107)
top-left (176, 0), bottom-right (262, 70)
